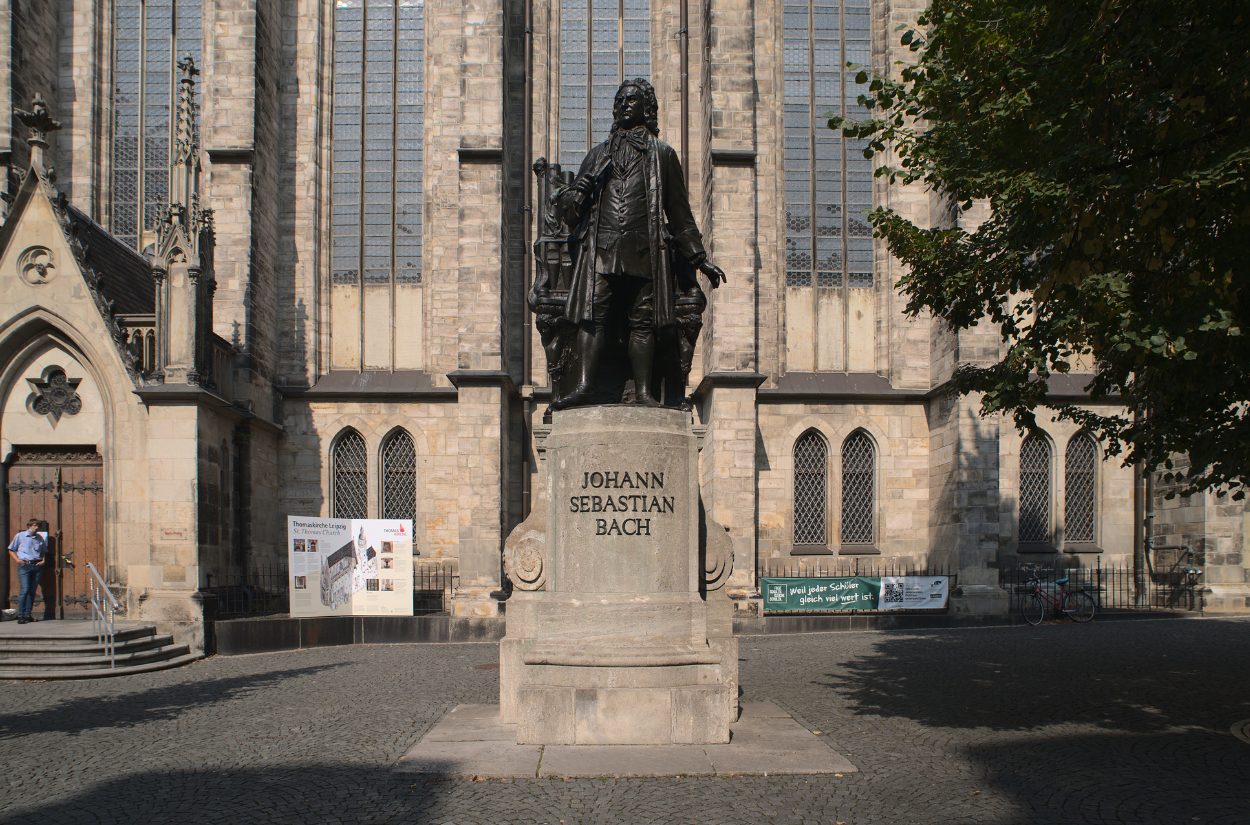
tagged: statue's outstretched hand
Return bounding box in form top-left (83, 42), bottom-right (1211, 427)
top-left (699, 260), bottom-right (727, 288)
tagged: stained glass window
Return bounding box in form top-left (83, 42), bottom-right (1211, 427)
top-left (1019, 435), bottom-right (1051, 544)
top-left (332, 0), bottom-right (425, 288)
top-left (783, 0), bottom-right (873, 290)
top-left (793, 431), bottom-right (828, 546)
top-left (1065, 433), bottom-right (1097, 543)
top-left (558, 0), bottom-right (650, 169)
top-left (111, 0), bottom-right (202, 250)
top-left (332, 429), bottom-right (368, 519)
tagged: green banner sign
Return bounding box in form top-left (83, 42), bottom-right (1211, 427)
top-left (762, 577), bottom-right (881, 612)
top-left (761, 576), bottom-right (952, 613)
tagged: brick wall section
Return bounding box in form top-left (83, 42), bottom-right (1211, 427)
top-left (8, 0), bottom-right (60, 178)
top-left (500, 0), bottom-right (527, 383)
top-left (203, 0), bottom-right (279, 395)
top-left (1152, 456), bottom-right (1249, 611)
top-left (699, 386), bottom-right (761, 590)
top-left (278, 401), bottom-right (461, 558)
top-left (277, 0), bottom-right (325, 385)
top-left (757, 403), bottom-right (930, 563)
top-left (705, 0), bottom-right (757, 375)
top-left (0, 1), bottom-right (10, 196)
top-left (247, 0), bottom-right (281, 390)
top-left (751, 0), bottom-right (781, 384)
top-left (457, 161), bottom-right (505, 369)
top-left (996, 410), bottom-right (1134, 561)
top-left (423, 0), bottom-right (467, 382)
top-left (59, 0), bottom-right (103, 216)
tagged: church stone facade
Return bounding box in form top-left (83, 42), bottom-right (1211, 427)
top-left (1, 0), bottom-right (1245, 648)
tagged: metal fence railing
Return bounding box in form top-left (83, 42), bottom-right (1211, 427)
top-left (413, 561), bottom-right (458, 615)
top-left (201, 559), bottom-right (460, 619)
top-left (764, 557), bottom-right (954, 579)
top-left (202, 561), bottom-right (291, 620)
top-left (1000, 553), bottom-right (1204, 618)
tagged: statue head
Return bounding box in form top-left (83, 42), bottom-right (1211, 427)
top-left (612, 78), bottom-right (659, 135)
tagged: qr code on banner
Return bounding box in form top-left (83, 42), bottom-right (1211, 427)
top-left (882, 582), bottom-right (905, 604)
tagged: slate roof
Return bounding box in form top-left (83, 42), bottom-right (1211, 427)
top-left (62, 203), bottom-right (154, 315)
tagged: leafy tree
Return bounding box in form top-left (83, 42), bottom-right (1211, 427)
top-left (835, 0), bottom-right (1250, 495)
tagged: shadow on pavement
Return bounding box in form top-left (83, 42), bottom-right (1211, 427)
top-left (814, 618), bottom-right (1250, 734)
top-left (968, 729), bottom-right (1250, 825)
top-left (0, 663), bottom-right (345, 740)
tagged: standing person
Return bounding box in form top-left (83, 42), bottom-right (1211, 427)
top-left (8, 519), bottom-right (47, 624)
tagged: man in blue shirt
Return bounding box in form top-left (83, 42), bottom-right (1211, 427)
top-left (8, 519), bottom-right (47, 624)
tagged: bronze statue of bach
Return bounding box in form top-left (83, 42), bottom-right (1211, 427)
top-left (535, 78), bottom-right (726, 412)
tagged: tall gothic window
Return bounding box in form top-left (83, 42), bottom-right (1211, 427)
top-left (792, 431), bottom-right (828, 546)
top-left (111, 0), bottom-right (202, 250)
top-left (783, 0), bottom-right (875, 371)
top-left (1065, 433), bottom-right (1098, 543)
top-left (381, 429), bottom-right (416, 521)
top-left (331, 429), bottom-right (368, 519)
top-left (331, 0), bottom-right (426, 370)
top-left (840, 431), bottom-right (874, 545)
top-left (1019, 434), bottom-right (1052, 545)
top-left (558, 0), bottom-right (650, 169)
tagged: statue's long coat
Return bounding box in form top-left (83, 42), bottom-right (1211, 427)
top-left (558, 133), bottom-right (706, 328)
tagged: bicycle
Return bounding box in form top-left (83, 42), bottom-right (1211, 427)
top-left (1019, 570), bottom-right (1097, 626)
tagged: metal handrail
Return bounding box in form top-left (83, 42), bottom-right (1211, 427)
top-left (84, 562), bottom-right (118, 669)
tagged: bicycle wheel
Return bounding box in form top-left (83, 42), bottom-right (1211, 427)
top-left (1063, 590), bottom-right (1097, 623)
top-left (1021, 593), bottom-right (1046, 626)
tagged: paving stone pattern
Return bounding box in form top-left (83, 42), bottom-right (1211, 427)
top-left (1, 619), bottom-right (1249, 824)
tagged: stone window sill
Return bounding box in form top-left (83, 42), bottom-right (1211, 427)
top-left (838, 545), bottom-right (880, 556)
top-left (1064, 542), bottom-right (1103, 554)
top-left (1017, 542), bottom-right (1057, 554)
top-left (788, 545), bottom-right (834, 556)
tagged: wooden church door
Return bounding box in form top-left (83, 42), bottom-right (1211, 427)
top-left (5, 447), bottom-right (105, 618)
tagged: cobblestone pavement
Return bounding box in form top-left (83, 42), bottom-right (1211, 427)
top-left (2, 617), bottom-right (1249, 824)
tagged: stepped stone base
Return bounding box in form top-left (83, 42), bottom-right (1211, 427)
top-left (499, 408), bottom-right (738, 745)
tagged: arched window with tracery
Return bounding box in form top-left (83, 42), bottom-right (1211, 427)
top-left (331, 429), bottom-right (368, 519)
top-left (782, 0), bottom-right (876, 371)
top-left (1018, 434), bottom-right (1052, 545)
top-left (110, 0), bottom-right (202, 250)
top-left (381, 429), bottom-right (416, 521)
top-left (330, 0), bottom-right (426, 370)
top-left (840, 431), bottom-right (875, 545)
top-left (557, 0), bottom-right (651, 169)
top-left (1065, 432), bottom-right (1098, 543)
top-left (793, 431), bottom-right (828, 546)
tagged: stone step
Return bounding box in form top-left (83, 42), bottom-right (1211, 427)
top-left (0, 652), bottom-right (203, 681)
top-left (0, 642), bottom-right (192, 673)
top-left (0, 620), bottom-right (198, 679)
top-left (0, 633), bottom-right (174, 659)
top-left (0, 623), bottom-right (156, 646)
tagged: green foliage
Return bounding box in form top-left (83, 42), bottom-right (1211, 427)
top-left (836, 0), bottom-right (1250, 496)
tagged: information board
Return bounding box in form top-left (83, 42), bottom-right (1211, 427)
top-left (287, 516), bottom-right (414, 617)
top-left (762, 576), bottom-right (949, 613)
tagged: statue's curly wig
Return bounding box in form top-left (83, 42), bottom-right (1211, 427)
top-left (611, 78), bottom-right (660, 135)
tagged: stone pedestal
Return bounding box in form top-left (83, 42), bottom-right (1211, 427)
top-left (499, 406), bottom-right (738, 744)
